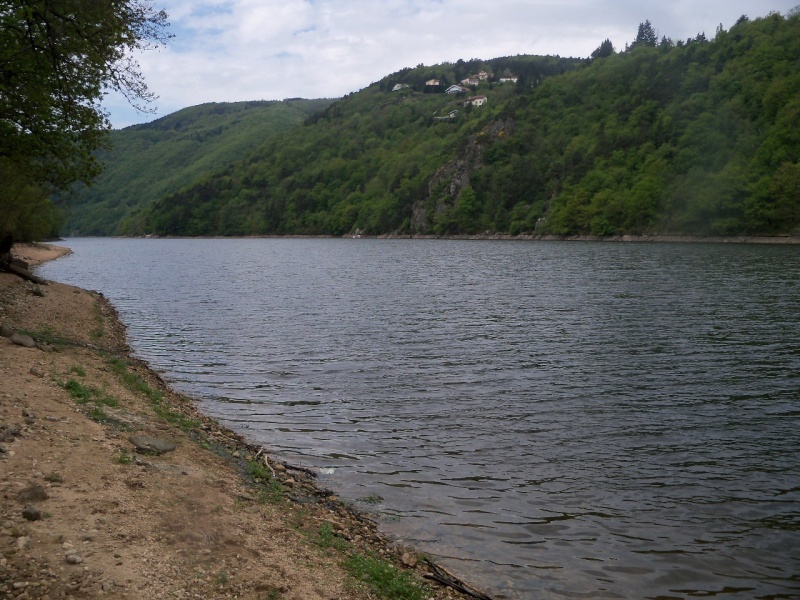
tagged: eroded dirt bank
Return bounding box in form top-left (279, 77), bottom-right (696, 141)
top-left (0, 243), bottom-right (484, 600)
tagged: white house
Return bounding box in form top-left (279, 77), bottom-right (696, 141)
top-left (445, 84), bottom-right (467, 94)
top-left (391, 83), bottom-right (409, 92)
top-left (433, 109), bottom-right (459, 121)
top-left (461, 77), bottom-right (480, 86)
top-left (477, 71), bottom-right (491, 80)
top-left (499, 76), bottom-right (519, 83)
top-left (425, 79), bottom-right (441, 86)
top-left (465, 95), bottom-right (488, 107)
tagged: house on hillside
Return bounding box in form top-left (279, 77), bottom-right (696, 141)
top-left (461, 77), bottom-right (480, 87)
top-left (434, 109), bottom-right (459, 121)
top-left (391, 83), bottom-right (410, 92)
top-left (425, 79), bottom-right (441, 86)
top-left (477, 71), bottom-right (491, 80)
top-left (499, 76), bottom-right (518, 83)
top-left (464, 95), bottom-right (487, 107)
top-left (445, 84), bottom-right (467, 94)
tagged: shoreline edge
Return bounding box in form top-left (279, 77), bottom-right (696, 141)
top-left (1, 242), bottom-right (489, 600)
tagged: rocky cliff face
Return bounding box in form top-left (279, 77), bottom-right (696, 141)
top-left (411, 119), bottom-right (515, 230)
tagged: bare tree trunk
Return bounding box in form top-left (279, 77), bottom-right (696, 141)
top-left (5, 261), bottom-right (48, 285)
top-left (0, 235), bottom-right (48, 285)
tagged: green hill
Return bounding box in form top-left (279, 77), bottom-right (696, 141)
top-left (118, 55), bottom-right (582, 236)
top-left (57, 98), bottom-right (332, 235)
top-left (87, 12), bottom-right (800, 238)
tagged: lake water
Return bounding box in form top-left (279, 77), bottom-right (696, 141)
top-left (39, 238), bottom-right (800, 599)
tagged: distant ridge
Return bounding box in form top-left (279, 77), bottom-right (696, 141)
top-left (57, 98), bottom-right (333, 235)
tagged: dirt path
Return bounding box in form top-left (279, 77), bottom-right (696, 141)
top-left (1, 244), bottom-right (481, 600)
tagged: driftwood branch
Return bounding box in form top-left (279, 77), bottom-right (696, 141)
top-left (0, 244), bottom-right (48, 285)
top-left (5, 261), bottom-right (48, 285)
top-left (423, 558), bottom-right (495, 600)
top-left (262, 454), bottom-right (276, 478)
top-left (281, 462), bottom-right (318, 478)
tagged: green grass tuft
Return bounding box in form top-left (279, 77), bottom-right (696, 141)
top-left (97, 393), bottom-right (119, 408)
top-left (18, 326), bottom-right (67, 346)
top-left (106, 356), bottom-right (200, 430)
top-left (215, 569), bottom-right (229, 586)
top-left (88, 406), bottom-right (108, 422)
top-left (62, 378), bottom-right (97, 404)
top-left (245, 460), bottom-right (286, 504)
top-left (113, 451), bottom-right (134, 465)
top-left (61, 375), bottom-right (125, 428)
top-left (344, 553), bottom-right (428, 600)
top-left (90, 302), bottom-right (105, 339)
top-left (317, 522), bottom-right (349, 551)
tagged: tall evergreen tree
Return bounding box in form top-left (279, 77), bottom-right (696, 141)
top-left (633, 20), bottom-right (658, 48)
top-left (591, 39), bottom-right (615, 59)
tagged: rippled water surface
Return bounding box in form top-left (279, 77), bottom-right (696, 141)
top-left (40, 238), bottom-right (800, 599)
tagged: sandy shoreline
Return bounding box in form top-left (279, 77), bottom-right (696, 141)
top-left (9, 243), bottom-right (73, 267)
top-left (1, 243), bottom-right (482, 600)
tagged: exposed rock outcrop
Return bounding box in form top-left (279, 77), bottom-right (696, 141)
top-left (412, 119), bottom-right (515, 230)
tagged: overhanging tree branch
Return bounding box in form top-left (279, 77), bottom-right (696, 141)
top-left (0, 0), bottom-right (172, 190)
top-left (0, 0), bottom-right (171, 257)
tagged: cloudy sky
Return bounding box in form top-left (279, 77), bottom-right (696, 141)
top-left (105, 0), bottom-right (798, 128)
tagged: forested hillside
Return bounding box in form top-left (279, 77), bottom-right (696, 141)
top-left (57, 99), bottom-right (332, 235)
top-left (119, 55), bottom-right (579, 236)
top-left (102, 12), bottom-right (800, 237)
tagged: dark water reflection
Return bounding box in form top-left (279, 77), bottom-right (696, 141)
top-left (40, 238), bottom-right (800, 599)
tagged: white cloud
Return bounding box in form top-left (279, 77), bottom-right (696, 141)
top-left (104, 0), bottom-right (798, 128)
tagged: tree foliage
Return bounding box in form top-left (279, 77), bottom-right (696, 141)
top-left (0, 0), bottom-right (170, 243)
top-left (57, 99), bottom-right (333, 235)
top-left (633, 20), bottom-right (658, 48)
top-left (0, 0), bottom-right (171, 190)
top-left (0, 159), bottom-right (61, 241)
top-left (119, 55), bottom-right (579, 237)
top-left (591, 39), bottom-right (615, 60)
top-left (70, 12), bottom-right (800, 239)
